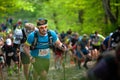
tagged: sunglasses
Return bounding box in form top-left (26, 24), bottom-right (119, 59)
top-left (38, 26), bottom-right (47, 29)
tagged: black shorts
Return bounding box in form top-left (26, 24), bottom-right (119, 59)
top-left (92, 45), bottom-right (100, 50)
top-left (6, 52), bottom-right (18, 66)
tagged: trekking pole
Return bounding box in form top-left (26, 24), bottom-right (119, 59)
top-left (16, 49), bottom-right (21, 80)
top-left (29, 63), bottom-right (33, 80)
top-left (62, 52), bottom-right (66, 80)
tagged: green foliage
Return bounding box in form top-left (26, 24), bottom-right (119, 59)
top-left (0, 0), bottom-right (35, 17)
top-left (1, 0), bottom-right (120, 36)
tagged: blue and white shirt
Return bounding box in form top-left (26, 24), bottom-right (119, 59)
top-left (26, 30), bottom-right (58, 59)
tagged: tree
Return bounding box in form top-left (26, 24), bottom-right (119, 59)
top-left (102, 0), bottom-right (120, 28)
top-left (0, 0), bottom-right (34, 17)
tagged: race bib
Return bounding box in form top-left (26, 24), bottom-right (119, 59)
top-left (92, 41), bottom-right (98, 45)
top-left (92, 37), bottom-right (99, 45)
top-left (8, 52), bottom-right (14, 57)
top-left (15, 34), bottom-right (22, 40)
top-left (38, 49), bottom-right (49, 56)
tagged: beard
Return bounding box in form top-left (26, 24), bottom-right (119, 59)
top-left (39, 30), bottom-right (47, 36)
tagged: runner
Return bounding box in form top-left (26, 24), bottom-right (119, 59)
top-left (12, 19), bottom-right (24, 74)
top-left (74, 44), bottom-right (85, 69)
top-left (77, 34), bottom-right (91, 69)
top-left (20, 22), bottom-right (35, 80)
top-left (23, 18), bottom-right (66, 80)
top-left (53, 43), bottom-right (64, 70)
top-left (0, 37), bottom-right (5, 80)
top-left (3, 37), bottom-right (18, 76)
top-left (90, 31), bottom-right (105, 60)
top-left (108, 26), bottom-right (120, 50)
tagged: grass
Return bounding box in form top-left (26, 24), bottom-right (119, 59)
top-left (48, 52), bottom-right (89, 80)
top-left (2, 52), bottom-right (90, 80)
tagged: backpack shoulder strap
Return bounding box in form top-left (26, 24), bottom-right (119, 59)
top-left (22, 29), bottom-right (26, 38)
top-left (30, 30), bottom-right (53, 50)
top-left (47, 30), bottom-right (53, 45)
top-left (21, 29), bottom-right (27, 43)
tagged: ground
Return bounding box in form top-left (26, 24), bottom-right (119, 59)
top-left (2, 52), bottom-right (95, 80)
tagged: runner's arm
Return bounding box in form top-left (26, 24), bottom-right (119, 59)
top-left (23, 42), bottom-right (32, 59)
top-left (55, 38), bottom-right (66, 52)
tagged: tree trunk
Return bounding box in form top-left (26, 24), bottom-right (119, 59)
top-left (102, 0), bottom-right (117, 24)
top-left (104, 14), bottom-right (108, 24)
top-left (115, 0), bottom-right (119, 26)
top-left (53, 12), bottom-right (58, 30)
top-left (78, 10), bottom-right (84, 24)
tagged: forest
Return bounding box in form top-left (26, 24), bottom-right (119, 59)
top-left (0, 0), bottom-right (120, 80)
top-left (0, 0), bottom-right (120, 36)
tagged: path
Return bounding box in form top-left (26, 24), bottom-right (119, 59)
top-left (1, 53), bottom-right (95, 80)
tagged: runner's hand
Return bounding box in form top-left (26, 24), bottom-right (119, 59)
top-left (61, 44), bottom-right (67, 52)
top-left (30, 56), bottom-right (35, 63)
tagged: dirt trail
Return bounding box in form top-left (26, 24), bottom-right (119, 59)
top-left (2, 53), bottom-right (95, 80)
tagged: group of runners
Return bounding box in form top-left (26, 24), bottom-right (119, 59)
top-left (0, 16), bottom-right (120, 80)
top-left (87, 26), bottom-right (120, 80)
top-left (0, 17), bottom-right (66, 80)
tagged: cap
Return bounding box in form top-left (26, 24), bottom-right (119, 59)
top-left (83, 34), bottom-right (87, 37)
top-left (6, 38), bottom-right (12, 46)
top-left (24, 20), bottom-right (28, 24)
top-left (37, 18), bottom-right (47, 26)
top-left (82, 34), bottom-right (88, 40)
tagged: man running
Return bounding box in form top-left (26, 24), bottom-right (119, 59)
top-left (23, 18), bottom-right (66, 80)
top-left (20, 23), bottom-right (35, 80)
